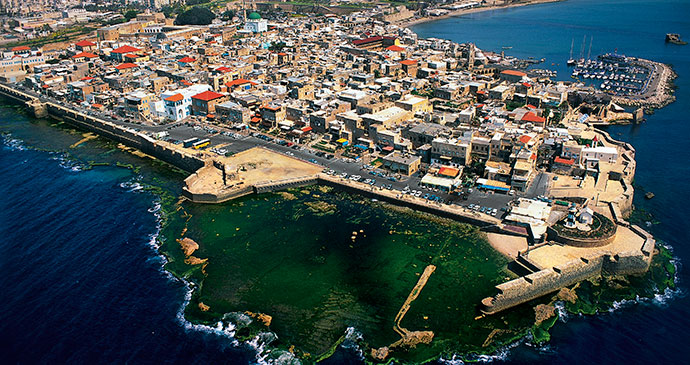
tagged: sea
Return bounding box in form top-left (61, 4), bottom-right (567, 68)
top-left (0, 0), bottom-right (688, 363)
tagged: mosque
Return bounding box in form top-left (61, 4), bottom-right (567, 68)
top-left (244, 11), bottom-right (267, 33)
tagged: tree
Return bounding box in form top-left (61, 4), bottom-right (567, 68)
top-left (175, 7), bottom-right (216, 26)
top-left (268, 41), bottom-right (286, 52)
top-left (124, 10), bottom-right (138, 21)
top-left (221, 10), bottom-right (235, 21)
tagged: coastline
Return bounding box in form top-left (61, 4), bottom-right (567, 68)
top-left (400, 0), bottom-right (564, 28)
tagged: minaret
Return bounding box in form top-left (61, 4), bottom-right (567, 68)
top-left (467, 43), bottom-right (475, 71)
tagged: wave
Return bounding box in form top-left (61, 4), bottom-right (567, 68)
top-left (50, 152), bottom-right (85, 172)
top-left (119, 181), bottom-right (144, 192)
top-left (1, 133), bottom-right (27, 151)
top-left (554, 300), bottom-right (568, 322)
top-left (339, 327), bottom-right (365, 360)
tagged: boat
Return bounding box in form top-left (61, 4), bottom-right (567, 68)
top-left (502, 46), bottom-right (513, 49)
top-left (567, 38), bottom-right (576, 66)
top-left (665, 33), bottom-right (687, 45)
top-left (645, 192), bottom-right (655, 199)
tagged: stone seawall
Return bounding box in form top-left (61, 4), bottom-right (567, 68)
top-left (0, 84), bottom-right (205, 174)
top-left (481, 228), bottom-right (654, 315)
top-left (318, 175), bottom-right (499, 228)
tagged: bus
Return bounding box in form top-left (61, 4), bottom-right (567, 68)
top-left (183, 138), bottom-right (199, 148)
top-left (192, 138), bottom-right (210, 149)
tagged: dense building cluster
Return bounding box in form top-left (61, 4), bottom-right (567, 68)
top-left (0, 8), bottom-right (628, 196)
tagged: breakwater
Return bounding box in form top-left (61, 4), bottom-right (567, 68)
top-left (0, 83), bottom-right (205, 174)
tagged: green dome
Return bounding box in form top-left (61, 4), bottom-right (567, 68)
top-left (248, 12), bottom-right (261, 20)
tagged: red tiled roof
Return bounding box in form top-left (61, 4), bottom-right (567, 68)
top-left (519, 135), bottom-right (532, 144)
top-left (399, 59), bottom-right (417, 66)
top-left (522, 82), bottom-right (532, 88)
top-left (277, 52), bottom-right (287, 56)
top-left (526, 104), bottom-right (537, 109)
top-left (165, 93), bottom-right (184, 102)
top-left (192, 90), bottom-right (224, 101)
top-left (80, 76), bottom-right (94, 81)
top-left (124, 53), bottom-right (139, 58)
top-left (75, 40), bottom-right (96, 47)
top-left (353, 36), bottom-right (383, 45)
top-left (554, 157), bottom-right (575, 165)
top-left (178, 56), bottom-right (196, 63)
top-left (501, 70), bottom-right (527, 77)
top-left (352, 35), bottom-right (396, 45)
top-left (301, 126), bottom-right (312, 132)
top-left (215, 66), bottom-right (232, 73)
top-left (180, 80), bottom-right (192, 86)
top-left (225, 78), bottom-right (256, 87)
top-left (11, 46), bottom-right (30, 51)
top-left (521, 112), bottom-right (546, 123)
top-left (111, 45), bottom-right (141, 54)
top-left (386, 45), bottom-right (404, 52)
top-left (72, 52), bottom-right (97, 59)
top-left (92, 103), bottom-right (103, 108)
top-left (438, 166), bottom-right (460, 178)
top-left (114, 62), bottom-right (137, 70)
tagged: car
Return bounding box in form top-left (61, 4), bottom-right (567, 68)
top-left (553, 175), bottom-right (559, 181)
top-left (309, 159), bottom-right (318, 164)
top-left (492, 208), bottom-right (498, 216)
top-left (387, 184), bottom-right (393, 190)
top-left (423, 193), bottom-right (430, 199)
top-left (415, 191), bottom-right (422, 197)
top-left (508, 190), bottom-right (516, 196)
top-left (340, 172), bottom-right (348, 178)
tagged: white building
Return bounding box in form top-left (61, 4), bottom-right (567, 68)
top-left (161, 84), bottom-right (212, 121)
top-left (244, 12), bottom-right (267, 33)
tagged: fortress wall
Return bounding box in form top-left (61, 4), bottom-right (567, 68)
top-left (45, 103), bottom-right (205, 173)
top-left (318, 176), bottom-right (497, 227)
top-left (603, 251), bottom-right (651, 275)
top-left (483, 256), bottom-right (605, 314)
top-left (254, 176), bottom-right (318, 194)
top-left (182, 185), bottom-right (254, 203)
top-left (546, 223), bottom-right (617, 248)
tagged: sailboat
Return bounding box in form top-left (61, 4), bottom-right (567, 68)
top-left (567, 38), bottom-right (576, 66)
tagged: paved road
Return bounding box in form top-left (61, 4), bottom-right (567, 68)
top-left (15, 84), bottom-right (532, 217)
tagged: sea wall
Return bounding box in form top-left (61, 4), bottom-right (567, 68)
top-left (318, 175), bottom-right (499, 228)
top-left (0, 83), bottom-right (205, 174)
top-left (482, 227), bottom-right (654, 315)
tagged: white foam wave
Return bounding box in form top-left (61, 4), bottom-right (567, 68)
top-left (444, 337), bottom-right (526, 363)
top-left (338, 327), bottom-right (365, 360)
top-left (1, 133), bottom-right (27, 151)
top-left (119, 181), bottom-right (144, 192)
top-left (554, 300), bottom-right (568, 322)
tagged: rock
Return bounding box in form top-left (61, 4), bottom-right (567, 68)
top-left (371, 347), bottom-right (389, 361)
top-left (178, 237), bottom-right (199, 257)
top-left (645, 192), bottom-right (655, 199)
top-left (198, 302), bottom-right (210, 312)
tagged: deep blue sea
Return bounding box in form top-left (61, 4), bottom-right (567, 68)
top-left (0, 0), bottom-right (688, 363)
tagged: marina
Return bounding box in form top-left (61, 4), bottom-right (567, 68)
top-left (569, 53), bottom-right (653, 97)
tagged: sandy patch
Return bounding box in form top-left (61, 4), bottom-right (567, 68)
top-left (485, 233), bottom-right (528, 259)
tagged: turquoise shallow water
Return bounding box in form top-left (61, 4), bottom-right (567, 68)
top-left (413, 0), bottom-right (690, 362)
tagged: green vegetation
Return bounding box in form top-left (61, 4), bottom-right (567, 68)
top-left (4, 26), bottom-right (94, 48)
top-left (175, 6), bottom-right (217, 25)
top-left (124, 9), bottom-right (138, 21)
top-left (553, 212), bottom-right (616, 239)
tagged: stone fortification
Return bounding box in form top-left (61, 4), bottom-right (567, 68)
top-left (0, 84), bottom-right (205, 173)
top-left (481, 227), bottom-right (654, 314)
